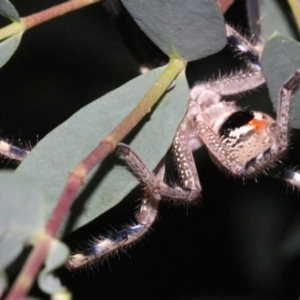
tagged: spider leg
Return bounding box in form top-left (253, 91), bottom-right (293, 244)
top-left (0, 140), bottom-right (29, 161)
top-left (67, 192), bottom-right (159, 269)
top-left (192, 70), bottom-right (265, 98)
top-left (276, 70), bottom-right (300, 151)
top-left (67, 161), bottom-right (164, 269)
top-left (67, 135), bottom-right (203, 269)
top-left (280, 169), bottom-right (300, 188)
top-left (225, 24), bottom-right (260, 70)
top-left (273, 71), bottom-right (300, 188)
top-left (117, 138), bottom-right (201, 202)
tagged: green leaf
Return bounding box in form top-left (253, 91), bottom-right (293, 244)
top-left (17, 67), bottom-right (190, 233)
top-left (0, 269), bottom-right (7, 298)
top-left (38, 239), bottom-right (70, 295)
top-left (259, 0), bottom-right (298, 40)
top-left (261, 34), bottom-right (300, 129)
top-left (121, 0), bottom-right (226, 62)
top-left (0, 0), bottom-right (20, 21)
top-left (0, 171), bottom-right (46, 270)
top-left (0, 0), bottom-right (22, 68)
top-left (0, 33), bottom-right (22, 69)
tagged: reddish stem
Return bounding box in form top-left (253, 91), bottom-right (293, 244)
top-left (45, 141), bottom-right (112, 236)
top-left (218, 0), bottom-right (235, 13)
top-left (23, 0), bottom-right (101, 30)
top-left (4, 237), bottom-right (51, 300)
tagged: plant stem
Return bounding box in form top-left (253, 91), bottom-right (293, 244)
top-left (0, 22), bottom-right (25, 40)
top-left (4, 235), bottom-right (51, 300)
top-left (4, 58), bottom-right (186, 300)
top-left (24, 0), bottom-right (101, 30)
top-left (0, 0), bottom-right (101, 41)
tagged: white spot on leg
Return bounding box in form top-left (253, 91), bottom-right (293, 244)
top-left (237, 44), bottom-right (248, 53)
top-left (292, 172), bottom-right (300, 182)
top-left (0, 141), bottom-right (10, 152)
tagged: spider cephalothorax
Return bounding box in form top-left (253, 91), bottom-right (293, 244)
top-left (184, 72), bottom-right (281, 177)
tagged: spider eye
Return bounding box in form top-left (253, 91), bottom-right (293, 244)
top-left (219, 110), bottom-right (254, 138)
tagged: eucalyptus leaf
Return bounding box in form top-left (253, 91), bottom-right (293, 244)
top-left (17, 67), bottom-right (190, 233)
top-left (261, 34), bottom-right (300, 129)
top-left (0, 269), bottom-right (7, 298)
top-left (0, 33), bottom-right (22, 69)
top-left (0, 171), bottom-right (46, 269)
top-left (259, 0), bottom-right (298, 40)
top-left (0, 0), bottom-right (20, 21)
top-left (121, 0), bottom-right (226, 62)
top-left (38, 239), bottom-right (69, 295)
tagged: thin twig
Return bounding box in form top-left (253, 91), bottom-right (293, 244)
top-left (23, 0), bottom-right (101, 30)
top-left (4, 235), bottom-right (51, 300)
top-left (0, 0), bottom-right (101, 41)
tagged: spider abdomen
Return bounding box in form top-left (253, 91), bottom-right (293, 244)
top-left (218, 110), bottom-right (279, 174)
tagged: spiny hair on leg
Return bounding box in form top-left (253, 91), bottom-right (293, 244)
top-left (225, 24), bottom-right (261, 70)
top-left (66, 221), bottom-right (151, 270)
top-left (157, 177), bottom-right (201, 207)
top-left (278, 167), bottom-right (300, 189)
top-left (0, 137), bottom-right (31, 162)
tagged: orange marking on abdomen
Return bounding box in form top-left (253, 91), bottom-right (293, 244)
top-left (247, 118), bottom-right (267, 131)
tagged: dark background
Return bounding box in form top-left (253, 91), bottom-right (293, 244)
top-left (2, 0), bottom-right (300, 299)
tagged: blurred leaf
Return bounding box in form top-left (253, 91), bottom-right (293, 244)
top-left (279, 223), bottom-right (300, 260)
top-left (17, 67), bottom-right (190, 233)
top-left (51, 291), bottom-right (72, 300)
top-left (0, 269), bottom-right (7, 298)
top-left (0, 0), bottom-right (22, 68)
top-left (0, 171), bottom-right (46, 269)
top-left (0, 33), bottom-right (22, 68)
top-left (261, 34), bottom-right (300, 129)
top-left (259, 0), bottom-right (298, 40)
top-left (0, 0), bottom-right (20, 21)
top-left (38, 239), bottom-right (69, 295)
top-left (121, 0), bottom-right (226, 62)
